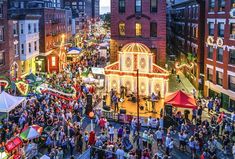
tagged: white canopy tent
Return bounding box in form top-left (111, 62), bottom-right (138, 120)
top-left (0, 91), bottom-right (26, 113)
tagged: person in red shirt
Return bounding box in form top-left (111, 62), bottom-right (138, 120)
top-left (98, 116), bottom-right (106, 131)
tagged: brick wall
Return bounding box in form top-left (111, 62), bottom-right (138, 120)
top-left (110, 0), bottom-right (166, 66)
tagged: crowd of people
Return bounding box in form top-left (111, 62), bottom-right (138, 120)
top-left (0, 47), bottom-right (235, 159)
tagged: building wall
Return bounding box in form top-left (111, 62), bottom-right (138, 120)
top-left (166, 0), bottom-right (205, 90)
top-left (110, 0), bottom-right (166, 66)
top-left (0, 0), bottom-right (21, 78)
top-left (204, 0), bottom-right (235, 110)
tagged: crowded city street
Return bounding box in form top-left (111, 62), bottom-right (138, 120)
top-left (0, 0), bottom-right (235, 159)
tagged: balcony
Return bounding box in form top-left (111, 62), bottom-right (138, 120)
top-left (230, 34), bottom-right (235, 40)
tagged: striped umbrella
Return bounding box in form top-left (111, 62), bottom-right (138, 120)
top-left (20, 125), bottom-right (43, 140)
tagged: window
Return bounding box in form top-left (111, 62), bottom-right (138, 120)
top-left (208, 46), bottom-right (213, 59)
top-left (0, 27), bottom-right (3, 41)
top-left (28, 24), bottom-right (31, 33)
top-left (232, 0), bottom-right (235, 8)
top-left (14, 44), bottom-right (18, 56)
top-left (229, 49), bottom-right (235, 64)
top-left (20, 24), bottom-right (23, 34)
top-left (34, 41), bottom-right (37, 51)
top-left (150, 22), bottom-right (157, 37)
top-left (28, 43), bottom-right (31, 53)
top-left (21, 61), bottom-right (25, 73)
top-left (209, 22), bottom-right (214, 36)
top-left (230, 23), bottom-right (235, 39)
top-left (135, 0), bottom-right (142, 13)
top-left (0, 51), bottom-right (4, 65)
top-left (135, 23), bottom-right (142, 36)
top-left (119, 22), bottom-right (125, 36)
top-left (209, 0), bottom-right (215, 12)
top-left (150, 0), bottom-right (157, 12)
top-left (13, 23), bottom-right (17, 35)
top-left (20, 2), bottom-right (24, 8)
top-left (21, 44), bottom-right (24, 54)
top-left (0, 4), bottom-right (3, 18)
top-left (52, 56), bottom-right (56, 66)
top-left (207, 68), bottom-right (213, 81)
top-left (218, 23), bottom-right (224, 37)
top-left (216, 71), bottom-right (223, 86)
top-left (229, 75), bottom-right (235, 92)
top-left (119, 0), bottom-right (125, 13)
top-left (34, 23), bottom-right (37, 33)
top-left (218, 0), bottom-right (225, 12)
top-left (217, 48), bottom-right (223, 62)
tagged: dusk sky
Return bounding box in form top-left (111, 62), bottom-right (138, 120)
top-left (100, 0), bottom-right (110, 14)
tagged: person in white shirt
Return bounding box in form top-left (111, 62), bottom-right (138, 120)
top-left (108, 124), bottom-right (115, 141)
top-left (165, 134), bottom-right (171, 155)
top-left (147, 116), bottom-right (152, 128)
top-left (168, 138), bottom-right (174, 156)
top-left (142, 130), bottom-right (148, 147)
top-left (155, 128), bottom-right (163, 147)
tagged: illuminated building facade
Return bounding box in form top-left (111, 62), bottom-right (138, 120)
top-left (204, 0), bottom-right (235, 110)
top-left (105, 43), bottom-right (169, 97)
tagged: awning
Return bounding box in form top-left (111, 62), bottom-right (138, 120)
top-left (67, 47), bottom-right (82, 55)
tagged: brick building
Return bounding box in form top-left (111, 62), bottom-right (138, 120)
top-left (204, 0), bottom-right (235, 110)
top-left (8, 0), bottom-right (72, 73)
top-left (110, 0), bottom-right (166, 66)
top-left (0, 0), bottom-right (20, 79)
top-left (166, 0), bottom-right (205, 90)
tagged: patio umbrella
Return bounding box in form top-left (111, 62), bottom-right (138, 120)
top-left (20, 125), bottom-right (43, 140)
top-left (40, 155), bottom-right (50, 159)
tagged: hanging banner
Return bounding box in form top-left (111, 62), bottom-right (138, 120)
top-left (16, 81), bottom-right (29, 96)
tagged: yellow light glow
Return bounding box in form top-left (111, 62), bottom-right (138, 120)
top-left (61, 34), bottom-right (65, 38)
top-left (135, 23), bottom-right (142, 36)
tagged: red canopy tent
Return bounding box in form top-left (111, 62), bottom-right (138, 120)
top-left (164, 90), bottom-right (197, 109)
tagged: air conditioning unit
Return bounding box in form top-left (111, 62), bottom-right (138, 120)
top-left (230, 34), bottom-right (235, 40)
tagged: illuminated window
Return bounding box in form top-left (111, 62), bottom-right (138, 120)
top-left (232, 0), bottom-right (235, 8)
top-left (119, 22), bottom-right (125, 36)
top-left (135, 23), bottom-right (142, 36)
top-left (0, 51), bottom-right (4, 65)
top-left (52, 56), bottom-right (56, 66)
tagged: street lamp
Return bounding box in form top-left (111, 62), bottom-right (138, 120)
top-left (89, 111), bottom-right (95, 131)
top-left (136, 69), bottom-right (141, 158)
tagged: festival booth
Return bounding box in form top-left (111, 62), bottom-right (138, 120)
top-left (66, 47), bottom-right (82, 62)
top-left (98, 42), bottom-right (109, 58)
top-left (91, 67), bottom-right (105, 88)
top-left (164, 90), bottom-right (197, 121)
top-left (105, 42), bottom-right (169, 98)
top-left (5, 137), bottom-right (23, 159)
top-left (0, 91), bottom-right (26, 120)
